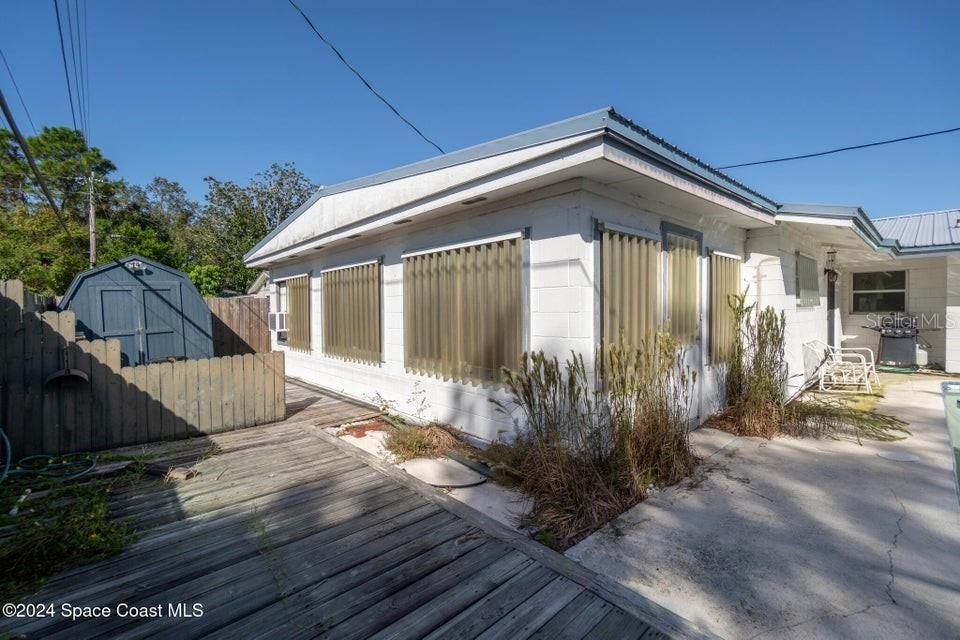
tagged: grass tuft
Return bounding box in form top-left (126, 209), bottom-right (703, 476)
top-left (710, 293), bottom-right (910, 441)
top-left (384, 423), bottom-right (470, 462)
top-left (488, 334), bottom-right (698, 549)
top-left (0, 480), bottom-right (133, 602)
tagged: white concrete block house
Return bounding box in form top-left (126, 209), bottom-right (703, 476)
top-left (245, 108), bottom-right (960, 442)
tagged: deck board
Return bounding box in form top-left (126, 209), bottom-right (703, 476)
top-left (0, 379), bottom-right (708, 640)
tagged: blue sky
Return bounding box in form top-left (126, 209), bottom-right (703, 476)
top-left (3, 0), bottom-right (957, 217)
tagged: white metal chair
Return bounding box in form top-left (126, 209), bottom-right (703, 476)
top-left (805, 340), bottom-right (881, 394)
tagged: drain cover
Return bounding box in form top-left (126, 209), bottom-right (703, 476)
top-left (878, 451), bottom-right (920, 462)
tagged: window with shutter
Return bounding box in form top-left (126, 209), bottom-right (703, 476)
top-left (600, 228), bottom-right (659, 346)
top-left (710, 253), bottom-right (741, 363)
top-left (403, 236), bottom-right (522, 383)
top-left (321, 261), bottom-right (382, 363)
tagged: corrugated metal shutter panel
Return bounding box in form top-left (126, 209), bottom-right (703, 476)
top-left (796, 253), bottom-right (820, 307)
top-left (667, 234), bottom-right (699, 344)
top-left (321, 262), bottom-right (381, 363)
top-left (286, 275), bottom-right (311, 352)
top-left (601, 229), bottom-right (659, 345)
top-left (710, 254), bottom-right (741, 363)
top-left (403, 237), bottom-right (522, 383)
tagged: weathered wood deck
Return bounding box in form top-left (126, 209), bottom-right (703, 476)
top-left (1, 379), bottom-right (710, 640)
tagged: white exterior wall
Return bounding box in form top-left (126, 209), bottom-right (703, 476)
top-left (579, 187), bottom-right (746, 420)
top-left (743, 224), bottom-right (830, 396)
top-left (268, 183), bottom-right (747, 442)
top-left (838, 257), bottom-right (947, 368)
top-left (943, 256), bottom-right (960, 373)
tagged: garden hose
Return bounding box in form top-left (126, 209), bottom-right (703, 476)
top-left (0, 427), bottom-right (97, 485)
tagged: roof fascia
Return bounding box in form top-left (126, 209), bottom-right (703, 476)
top-left (603, 112), bottom-right (780, 210)
top-left (776, 203), bottom-right (901, 253)
top-left (244, 109), bottom-right (614, 261)
top-left (246, 108), bottom-right (785, 261)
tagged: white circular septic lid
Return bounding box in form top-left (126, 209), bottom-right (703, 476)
top-left (399, 458), bottom-right (487, 487)
top-left (878, 451), bottom-right (920, 462)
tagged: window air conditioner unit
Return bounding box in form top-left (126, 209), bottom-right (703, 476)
top-left (269, 312), bottom-right (287, 332)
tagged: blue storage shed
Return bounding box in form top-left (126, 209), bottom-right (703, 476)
top-left (60, 255), bottom-right (214, 367)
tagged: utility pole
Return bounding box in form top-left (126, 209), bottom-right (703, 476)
top-left (87, 172), bottom-right (96, 267)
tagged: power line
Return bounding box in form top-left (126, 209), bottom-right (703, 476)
top-left (286, 0), bottom-right (445, 154)
top-left (65, 0), bottom-right (85, 135)
top-left (0, 47), bottom-right (37, 135)
top-left (71, 0), bottom-right (88, 136)
top-left (82, 0), bottom-right (91, 139)
top-left (719, 125), bottom-right (960, 169)
top-left (0, 86), bottom-right (87, 256)
top-left (52, 0), bottom-right (78, 131)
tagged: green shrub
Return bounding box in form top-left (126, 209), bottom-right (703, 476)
top-left (0, 483), bottom-right (131, 602)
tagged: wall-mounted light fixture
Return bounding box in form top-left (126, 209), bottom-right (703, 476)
top-left (824, 250), bottom-right (839, 283)
top-left (124, 259), bottom-right (145, 273)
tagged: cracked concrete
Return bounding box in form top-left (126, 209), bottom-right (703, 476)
top-left (885, 488), bottom-right (907, 605)
top-left (567, 376), bottom-right (960, 639)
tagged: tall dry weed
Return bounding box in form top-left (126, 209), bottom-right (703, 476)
top-left (493, 334), bottom-right (697, 547)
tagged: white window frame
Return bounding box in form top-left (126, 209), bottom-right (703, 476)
top-left (661, 222), bottom-right (703, 345)
top-left (795, 252), bottom-right (820, 309)
top-left (850, 270), bottom-right (908, 314)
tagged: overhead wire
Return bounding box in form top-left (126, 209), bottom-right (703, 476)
top-left (52, 0), bottom-right (78, 131)
top-left (72, 0), bottom-right (88, 137)
top-left (0, 47), bottom-right (37, 135)
top-left (64, 0), bottom-right (85, 135)
top-left (2, 90), bottom-right (219, 359)
top-left (719, 126), bottom-right (960, 169)
top-left (82, 0), bottom-right (91, 139)
top-left (0, 87), bottom-right (84, 249)
top-left (286, 0), bottom-right (444, 154)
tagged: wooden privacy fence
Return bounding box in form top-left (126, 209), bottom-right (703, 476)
top-left (207, 296), bottom-right (270, 356)
top-left (1, 280), bottom-right (285, 458)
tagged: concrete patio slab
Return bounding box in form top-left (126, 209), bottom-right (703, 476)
top-left (326, 421), bottom-right (529, 531)
top-left (567, 375), bottom-right (960, 640)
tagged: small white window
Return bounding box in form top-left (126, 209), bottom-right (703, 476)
top-left (276, 281), bottom-right (288, 313)
top-left (795, 253), bottom-right (820, 308)
top-left (851, 271), bottom-right (906, 313)
top-left (273, 276), bottom-right (310, 351)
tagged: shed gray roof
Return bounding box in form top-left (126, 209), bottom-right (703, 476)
top-left (873, 209), bottom-right (960, 249)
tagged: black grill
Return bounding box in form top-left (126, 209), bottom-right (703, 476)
top-left (867, 313), bottom-right (919, 365)
top-left (875, 313), bottom-right (918, 337)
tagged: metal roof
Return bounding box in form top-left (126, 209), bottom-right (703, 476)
top-left (245, 107), bottom-right (780, 261)
top-left (873, 209), bottom-right (960, 249)
top-left (59, 254), bottom-right (201, 308)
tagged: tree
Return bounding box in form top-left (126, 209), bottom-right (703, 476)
top-left (0, 204), bottom-right (87, 294)
top-left (1, 124), bottom-right (317, 296)
top-left (0, 127), bottom-right (118, 219)
top-left (186, 264), bottom-right (223, 297)
top-left (193, 163), bottom-right (316, 292)
top-left (109, 177), bottom-right (199, 269)
top-left (0, 129), bottom-right (27, 210)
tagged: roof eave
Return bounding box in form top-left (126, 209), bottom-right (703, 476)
top-left (246, 107), bottom-right (783, 262)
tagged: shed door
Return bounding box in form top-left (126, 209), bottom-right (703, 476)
top-left (142, 283), bottom-right (186, 363)
top-left (93, 286), bottom-right (142, 367)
